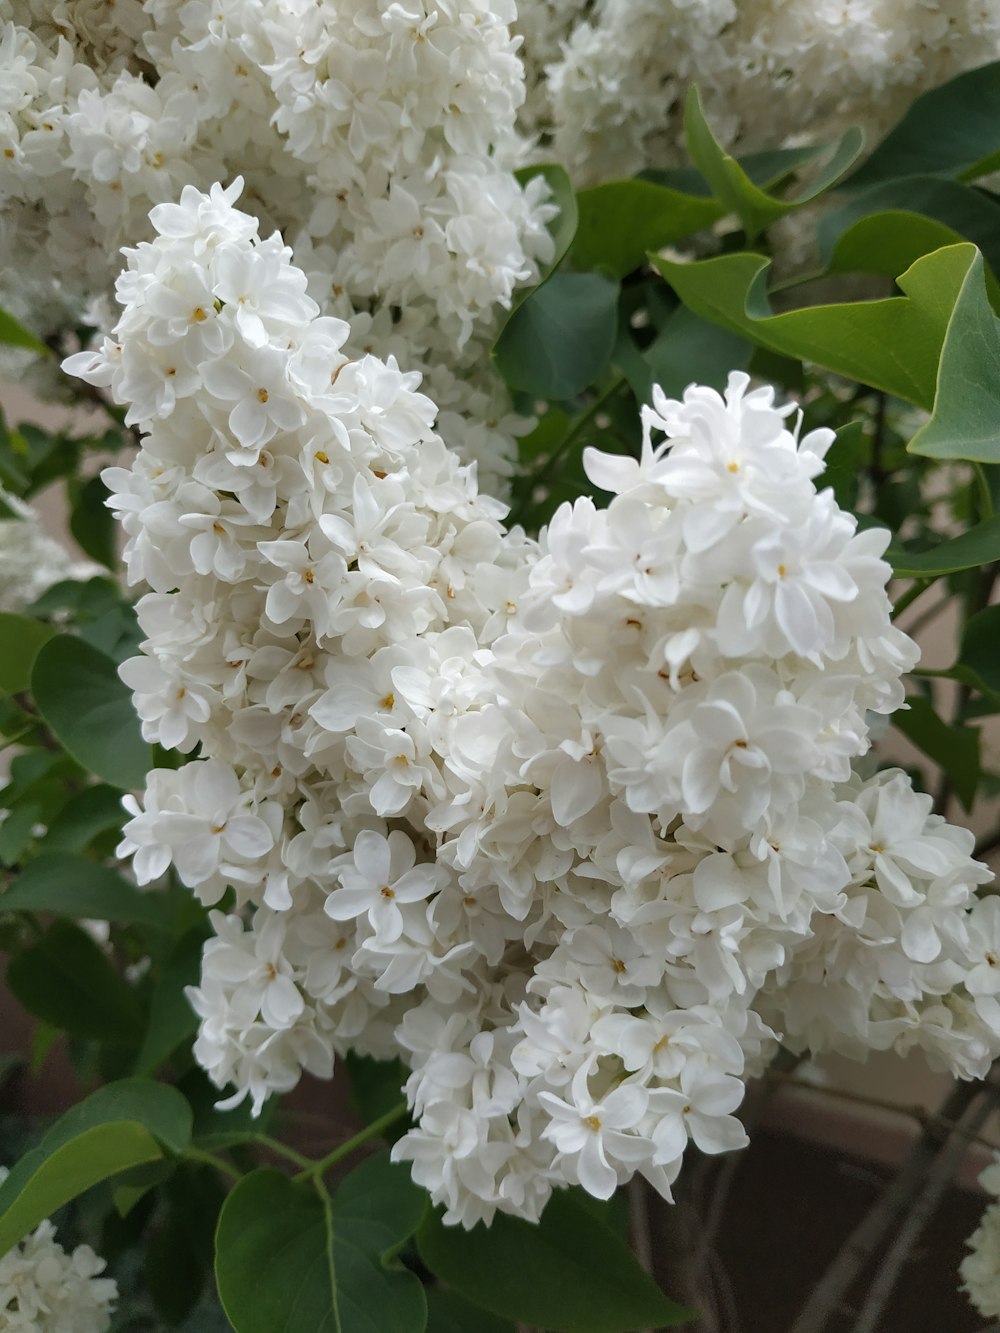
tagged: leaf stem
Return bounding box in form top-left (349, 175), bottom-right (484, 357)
top-left (184, 1147), bottom-right (242, 1182)
top-left (294, 1101), bottom-right (409, 1180)
top-left (890, 578), bottom-right (933, 619)
top-left (250, 1133), bottom-right (314, 1170)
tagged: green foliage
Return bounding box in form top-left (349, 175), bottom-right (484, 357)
top-left (494, 271), bottom-right (619, 400)
top-left (652, 242), bottom-right (981, 410)
top-left (894, 695), bottom-right (981, 811)
top-left (888, 515), bottom-right (1000, 576)
top-left (683, 86), bottom-right (862, 242)
top-left (7, 918), bottom-right (145, 1041)
top-left (135, 929), bottom-right (205, 1076)
top-left (0, 612), bottom-right (55, 694)
top-left (908, 249), bottom-right (1000, 461)
top-left (1, 852), bottom-right (169, 927)
top-left (416, 1188), bottom-right (693, 1333)
top-left (31, 633), bottom-right (149, 789)
top-left (959, 605), bottom-right (1000, 700)
top-left (0, 306), bottom-right (49, 354)
top-left (424, 1288), bottom-right (515, 1333)
top-left (0, 1079), bottom-right (192, 1257)
top-left (819, 178), bottom-right (1000, 291)
top-left (571, 178), bottom-right (722, 277)
top-left (344, 1051), bottom-right (410, 1131)
top-left (846, 60), bottom-right (1000, 188)
top-left (215, 1154), bottom-right (428, 1333)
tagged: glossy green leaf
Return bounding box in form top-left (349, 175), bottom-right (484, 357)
top-left (345, 1051), bottom-right (409, 1130)
top-left (493, 271), bottom-right (619, 400)
top-left (69, 474), bottom-right (116, 569)
top-left (888, 515), bottom-right (1000, 576)
top-left (0, 307), bottom-right (48, 355)
top-left (135, 929), bottom-right (204, 1075)
top-left (640, 305), bottom-right (753, 402)
top-left (651, 242), bottom-right (980, 409)
top-left (0, 1122), bottom-right (162, 1257)
top-left (0, 612), bottom-right (55, 695)
top-left (684, 86), bottom-right (862, 241)
top-left (827, 209), bottom-right (977, 281)
top-left (960, 605), bottom-right (1000, 697)
top-left (571, 179), bottom-right (722, 278)
top-left (641, 143), bottom-right (836, 197)
top-left (0, 1078), bottom-right (192, 1256)
top-left (215, 1153), bottom-right (428, 1333)
top-left (0, 852), bottom-right (168, 927)
top-left (425, 1288), bottom-right (515, 1333)
top-left (820, 177), bottom-right (1000, 288)
top-left (823, 420), bottom-right (866, 513)
top-left (894, 694), bottom-right (981, 810)
top-left (416, 1188), bottom-right (693, 1333)
top-left (7, 919), bottom-right (144, 1041)
top-left (907, 249), bottom-right (1000, 461)
top-left (43, 784), bottom-right (128, 853)
top-left (31, 634), bottom-right (148, 789)
top-left (847, 60), bottom-right (1000, 188)
top-left (144, 1165), bottom-right (225, 1324)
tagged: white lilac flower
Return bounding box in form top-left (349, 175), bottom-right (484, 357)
top-left (0, 1169), bottom-right (117, 1333)
top-left (962, 1153), bottom-right (1000, 1318)
top-left (71, 185), bottom-right (999, 1230)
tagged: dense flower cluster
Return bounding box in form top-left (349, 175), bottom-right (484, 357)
top-left (67, 184), bottom-right (1000, 1228)
top-left (0, 0), bottom-right (555, 489)
top-left (0, 1169), bottom-right (116, 1333)
top-left (962, 1153), bottom-right (1000, 1318)
top-left (516, 0), bottom-right (1000, 184)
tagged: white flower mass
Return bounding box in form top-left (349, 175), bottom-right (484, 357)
top-left (0, 1170), bottom-right (116, 1333)
top-left (62, 179), bottom-right (1000, 1228)
top-left (963, 1154), bottom-right (1000, 1318)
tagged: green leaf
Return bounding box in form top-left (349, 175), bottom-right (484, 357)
top-left (43, 784), bottom-right (128, 853)
top-left (651, 242), bottom-right (981, 410)
top-left (639, 305), bottom-right (753, 402)
top-left (344, 1051), bottom-right (409, 1130)
top-left (820, 178), bottom-right (1000, 292)
top-left (827, 209), bottom-right (978, 281)
top-left (135, 929), bottom-right (204, 1075)
top-left (493, 271), bottom-right (619, 401)
top-left (684, 86), bottom-right (862, 241)
top-left (0, 1122), bottom-right (163, 1257)
top-left (0, 307), bottom-right (49, 355)
top-left (425, 1289), bottom-right (515, 1333)
top-left (0, 1078), bottom-right (192, 1257)
top-left (31, 634), bottom-right (149, 789)
top-left (145, 1165), bottom-right (225, 1324)
top-left (215, 1153), bottom-right (428, 1333)
top-left (907, 248), bottom-right (1000, 461)
top-left (847, 60), bottom-right (1000, 188)
top-left (960, 605), bottom-right (1000, 698)
top-left (0, 613), bottom-right (55, 694)
top-left (69, 474), bottom-right (116, 569)
top-left (571, 179), bottom-right (722, 278)
top-left (894, 694), bottom-right (981, 810)
top-left (416, 1188), bottom-right (694, 1333)
top-left (888, 515), bottom-right (1000, 576)
top-left (0, 852), bottom-right (169, 928)
top-left (7, 918), bottom-right (144, 1041)
top-left (0, 801), bottom-right (41, 866)
top-left (823, 420), bottom-right (866, 513)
